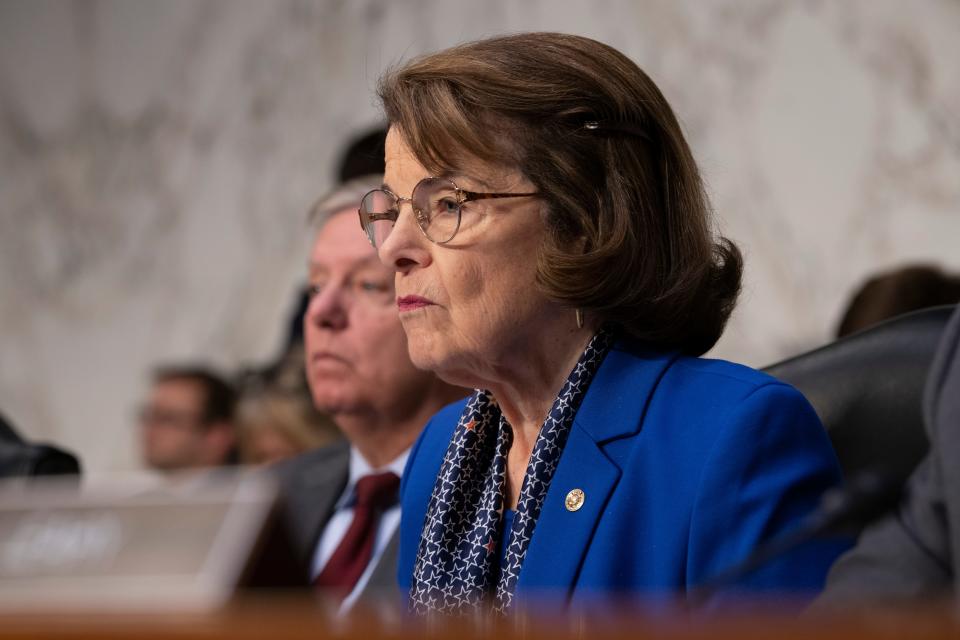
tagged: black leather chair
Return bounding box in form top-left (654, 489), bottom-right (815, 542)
top-left (0, 411), bottom-right (81, 478)
top-left (763, 305), bottom-right (956, 485)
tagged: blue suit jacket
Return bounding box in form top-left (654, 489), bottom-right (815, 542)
top-left (398, 341), bottom-right (850, 609)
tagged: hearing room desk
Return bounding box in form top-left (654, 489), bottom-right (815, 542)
top-left (0, 596), bottom-right (958, 640)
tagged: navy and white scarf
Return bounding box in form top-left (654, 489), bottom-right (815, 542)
top-left (409, 330), bottom-right (613, 615)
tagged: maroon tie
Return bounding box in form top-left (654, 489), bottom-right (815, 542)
top-left (313, 471), bottom-right (401, 600)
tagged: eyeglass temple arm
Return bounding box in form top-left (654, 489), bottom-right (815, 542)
top-left (365, 211), bottom-right (399, 222)
top-left (460, 190), bottom-right (539, 202)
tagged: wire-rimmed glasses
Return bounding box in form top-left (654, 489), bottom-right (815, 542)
top-left (358, 177), bottom-right (538, 249)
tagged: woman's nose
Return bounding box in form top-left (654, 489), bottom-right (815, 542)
top-left (377, 201), bottom-right (432, 273)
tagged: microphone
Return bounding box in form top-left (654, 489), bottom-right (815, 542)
top-left (688, 471), bottom-right (902, 603)
top-left (810, 471), bottom-right (904, 535)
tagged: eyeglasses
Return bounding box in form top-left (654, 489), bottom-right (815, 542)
top-left (358, 177), bottom-right (538, 249)
top-left (137, 406), bottom-right (205, 431)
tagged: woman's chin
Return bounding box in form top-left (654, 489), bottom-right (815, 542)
top-left (407, 344), bottom-right (473, 388)
top-left (406, 342), bottom-right (446, 375)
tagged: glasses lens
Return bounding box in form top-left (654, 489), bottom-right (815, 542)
top-left (413, 178), bottom-right (461, 244)
top-left (360, 189), bottom-right (397, 248)
top-left (138, 406), bottom-right (201, 430)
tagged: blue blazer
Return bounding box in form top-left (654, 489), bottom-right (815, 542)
top-left (398, 341), bottom-right (850, 608)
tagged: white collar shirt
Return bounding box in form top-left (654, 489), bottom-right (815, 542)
top-left (311, 445), bottom-right (409, 614)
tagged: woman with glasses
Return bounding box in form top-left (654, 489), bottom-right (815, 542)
top-left (360, 32), bottom-right (849, 615)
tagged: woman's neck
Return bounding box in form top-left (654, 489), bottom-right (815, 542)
top-left (481, 322), bottom-right (596, 507)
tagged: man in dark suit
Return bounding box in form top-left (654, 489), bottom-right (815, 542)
top-left (272, 176), bottom-right (465, 613)
top-left (817, 304), bottom-right (960, 600)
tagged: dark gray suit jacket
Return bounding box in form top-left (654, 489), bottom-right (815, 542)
top-left (818, 305), bottom-right (960, 601)
top-left (271, 440), bottom-right (401, 599)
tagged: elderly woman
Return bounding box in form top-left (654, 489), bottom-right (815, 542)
top-left (359, 33), bottom-right (848, 614)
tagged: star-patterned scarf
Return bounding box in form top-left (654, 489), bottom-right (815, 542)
top-left (409, 330), bottom-right (614, 615)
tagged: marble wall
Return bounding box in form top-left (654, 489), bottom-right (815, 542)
top-left (1, 0), bottom-right (958, 472)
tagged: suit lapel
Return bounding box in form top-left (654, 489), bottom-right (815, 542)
top-left (287, 445), bottom-right (350, 560)
top-left (356, 532), bottom-right (403, 621)
top-left (516, 342), bottom-right (678, 602)
top-left (365, 529), bottom-right (400, 590)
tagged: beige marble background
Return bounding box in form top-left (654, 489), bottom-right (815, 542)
top-left (1, 0), bottom-right (958, 472)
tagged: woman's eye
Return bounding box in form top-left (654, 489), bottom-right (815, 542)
top-left (437, 198), bottom-right (459, 216)
top-left (307, 283), bottom-right (325, 298)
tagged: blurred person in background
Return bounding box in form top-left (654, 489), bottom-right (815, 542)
top-left (236, 384), bottom-right (340, 466)
top-left (138, 366), bottom-right (238, 473)
top-left (233, 126), bottom-right (392, 464)
top-left (837, 264), bottom-right (960, 337)
top-left (272, 175), bottom-right (466, 612)
top-left (264, 126), bottom-right (392, 375)
top-left (233, 294), bottom-right (344, 467)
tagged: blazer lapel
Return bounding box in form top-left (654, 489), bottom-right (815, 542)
top-left (516, 423), bottom-right (620, 602)
top-left (515, 341), bottom-right (679, 603)
top-left (575, 341), bottom-right (680, 444)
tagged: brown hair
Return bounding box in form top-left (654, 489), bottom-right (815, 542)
top-left (153, 365), bottom-right (237, 425)
top-left (378, 32), bottom-right (742, 355)
top-left (837, 264), bottom-right (960, 337)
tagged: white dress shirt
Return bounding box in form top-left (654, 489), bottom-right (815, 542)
top-left (311, 446), bottom-right (409, 613)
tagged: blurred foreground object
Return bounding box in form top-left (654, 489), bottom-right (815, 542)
top-left (692, 470), bottom-right (902, 603)
top-left (0, 411), bottom-right (80, 479)
top-left (1, 597), bottom-right (960, 639)
top-left (0, 471), bottom-right (302, 612)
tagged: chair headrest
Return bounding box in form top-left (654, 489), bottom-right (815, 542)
top-left (764, 305), bottom-right (956, 483)
top-left (0, 412), bottom-right (81, 479)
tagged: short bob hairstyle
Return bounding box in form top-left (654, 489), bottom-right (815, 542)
top-left (378, 32), bottom-right (742, 355)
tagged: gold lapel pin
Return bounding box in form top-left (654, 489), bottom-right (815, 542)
top-left (565, 488), bottom-right (585, 512)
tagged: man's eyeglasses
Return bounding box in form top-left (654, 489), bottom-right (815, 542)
top-left (137, 406), bottom-right (205, 431)
top-left (358, 177), bottom-right (538, 249)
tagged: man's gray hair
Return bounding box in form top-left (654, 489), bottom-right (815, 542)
top-left (308, 173), bottom-right (383, 230)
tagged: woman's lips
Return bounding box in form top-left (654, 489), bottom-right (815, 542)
top-left (397, 295), bottom-right (435, 312)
